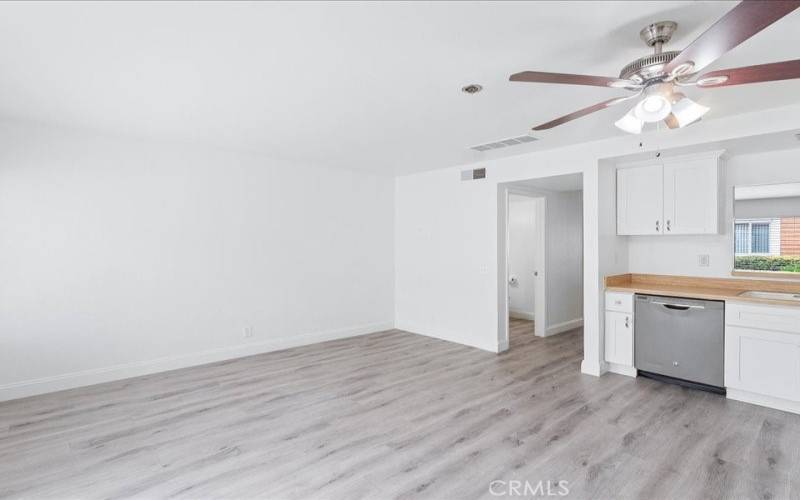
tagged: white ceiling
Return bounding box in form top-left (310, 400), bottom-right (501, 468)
top-left (1, 1), bottom-right (799, 175)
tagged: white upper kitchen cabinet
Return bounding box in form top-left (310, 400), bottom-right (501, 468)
top-left (616, 151), bottom-right (723, 236)
top-left (617, 163), bottom-right (663, 235)
top-left (663, 152), bottom-right (722, 235)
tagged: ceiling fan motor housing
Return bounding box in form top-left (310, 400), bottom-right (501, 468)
top-left (619, 50), bottom-right (680, 83)
top-left (620, 21), bottom-right (680, 84)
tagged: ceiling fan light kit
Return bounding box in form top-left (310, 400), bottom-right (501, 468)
top-left (670, 97), bottom-right (710, 128)
top-left (614, 109), bottom-right (644, 135)
top-left (509, 0), bottom-right (800, 135)
top-left (632, 83), bottom-right (673, 122)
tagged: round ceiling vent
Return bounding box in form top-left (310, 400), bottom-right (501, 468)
top-left (461, 84), bottom-right (483, 94)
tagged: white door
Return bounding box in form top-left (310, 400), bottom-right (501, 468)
top-left (503, 191), bottom-right (547, 345)
top-left (663, 157), bottom-right (718, 234)
top-left (617, 164), bottom-right (663, 235)
top-left (604, 311), bottom-right (633, 365)
top-left (726, 326), bottom-right (800, 401)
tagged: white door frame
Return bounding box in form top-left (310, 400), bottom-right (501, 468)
top-left (532, 196), bottom-right (546, 337)
top-left (499, 186), bottom-right (547, 350)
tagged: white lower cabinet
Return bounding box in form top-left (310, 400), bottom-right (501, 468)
top-left (725, 302), bottom-right (800, 414)
top-left (604, 292), bottom-right (635, 377)
top-left (605, 311), bottom-right (633, 365)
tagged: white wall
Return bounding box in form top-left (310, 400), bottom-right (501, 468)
top-left (627, 148), bottom-right (800, 277)
top-left (0, 120), bottom-right (395, 401)
top-left (4, 104), bottom-right (800, 400)
top-left (598, 159), bottom-right (630, 283)
top-left (507, 194), bottom-right (536, 319)
top-left (395, 103), bottom-right (800, 376)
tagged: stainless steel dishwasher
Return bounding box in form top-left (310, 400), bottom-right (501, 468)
top-left (634, 294), bottom-right (725, 393)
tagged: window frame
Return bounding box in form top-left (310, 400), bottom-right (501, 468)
top-left (749, 222), bottom-right (771, 255)
top-left (733, 219), bottom-right (774, 257)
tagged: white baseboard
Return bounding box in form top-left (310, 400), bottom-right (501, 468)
top-left (605, 362), bottom-right (637, 378)
top-left (497, 339), bottom-right (509, 353)
top-left (0, 321), bottom-right (393, 403)
top-left (726, 388), bottom-right (800, 415)
top-left (581, 359), bottom-right (602, 377)
top-left (543, 318), bottom-right (583, 337)
top-left (509, 309), bottom-right (535, 321)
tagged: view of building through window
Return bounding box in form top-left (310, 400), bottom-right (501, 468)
top-left (734, 216), bottom-right (800, 273)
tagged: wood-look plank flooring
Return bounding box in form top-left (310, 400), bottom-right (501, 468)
top-left (2, 319), bottom-right (800, 499)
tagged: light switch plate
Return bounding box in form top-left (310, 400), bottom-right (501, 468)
top-left (698, 254), bottom-right (710, 267)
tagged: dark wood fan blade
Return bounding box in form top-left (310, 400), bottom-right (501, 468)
top-left (696, 59), bottom-right (800, 87)
top-left (665, 0), bottom-right (800, 76)
top-left (532, 95), bottom-right (636, 131)
top-left (510, 71), bottom-right (637, 88)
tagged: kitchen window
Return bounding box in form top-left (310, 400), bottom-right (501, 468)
top-left (733, 183), bottom-right (800, 275)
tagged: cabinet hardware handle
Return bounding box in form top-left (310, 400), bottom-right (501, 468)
top-left (625, 316), bottom-right (629, 328)
top-left (656, 220), bottom-right (660, 232)
top-left (666, 220), bottom-right (671, 231)
top-left (653, 301), bottom-right (705, 310)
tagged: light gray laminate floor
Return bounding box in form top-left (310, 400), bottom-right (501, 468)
top-left (2, 319), bottom-right (800, 499)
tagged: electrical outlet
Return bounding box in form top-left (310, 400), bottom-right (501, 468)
top-left (698, 254), bottom-right (710, 267)
top-left (243, 326), bottom-right (254, 338)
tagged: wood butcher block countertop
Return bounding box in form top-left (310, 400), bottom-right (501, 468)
top-left (605, 273), bottom-right (800, 307)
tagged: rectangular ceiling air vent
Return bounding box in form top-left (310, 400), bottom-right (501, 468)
top-left (461, 168), bottom-right (486, 181)
top-left (469, 134), bottom-right (537, 152)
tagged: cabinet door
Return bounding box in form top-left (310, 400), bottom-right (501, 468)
top-left (605, 310), bottom-right (633, 366)
top-left (663, 156), bottom-right (719, 234)
top-left (725, 325), bottom-right (800, 401)
top-left (617, 164), bottom-right (663, 235)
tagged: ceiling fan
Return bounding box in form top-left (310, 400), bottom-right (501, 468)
top-left (510, 0), bottom-right (800, 134)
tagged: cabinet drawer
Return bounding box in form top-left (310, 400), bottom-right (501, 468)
top-left (606, 292), bottom-right (633, 313)
top-left (726, 302), bottom-right (800, 334)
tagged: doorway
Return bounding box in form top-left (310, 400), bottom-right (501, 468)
top-left (507, 193), bottom-right (546, 339)
top-left (499, 173), bottom-right (584, 351)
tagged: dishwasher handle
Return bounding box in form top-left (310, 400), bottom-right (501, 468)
top-left (652, 301), bottom-right (705, 311)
